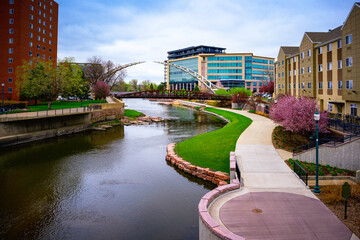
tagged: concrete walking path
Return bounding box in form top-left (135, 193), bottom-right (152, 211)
top-left (207, 109), bottom-right (357, 240)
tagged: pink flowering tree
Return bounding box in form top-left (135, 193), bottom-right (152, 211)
top-left (92, 81), bottom-right (110, 100)
top-left (269, 95), bottom-right (329, 134)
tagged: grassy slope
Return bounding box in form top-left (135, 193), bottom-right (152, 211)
top-left (27, 100), bottom-right (107, 111)
top-left (124, 109), bottom-right (145, 118)
top-left (175, 108), bottom-right (252, 173)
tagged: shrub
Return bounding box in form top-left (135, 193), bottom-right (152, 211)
top-left (321, 186), bottom-right (343, 204)
top-left (92, 81), bottom-right (110, 100)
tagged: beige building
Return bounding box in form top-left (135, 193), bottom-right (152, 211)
top-left (274, 2), bottom-right (360, 117)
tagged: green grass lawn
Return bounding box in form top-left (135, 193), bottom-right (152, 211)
top-left (27, 100), bottom-right (107, 111)
top-left (124, 109), bottom-right (145, 118)
top-left (175, 108), bottom-right (252, 173)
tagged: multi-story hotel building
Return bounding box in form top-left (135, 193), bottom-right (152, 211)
top-left (166, 45), bottom-right (274, 92)
top-left (274, 2), bottom-right (360, 116)
top-left (0, 0), bottom-right (58, 101)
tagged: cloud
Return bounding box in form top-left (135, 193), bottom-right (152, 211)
top-left (57, 0), bottom-right (353, 83)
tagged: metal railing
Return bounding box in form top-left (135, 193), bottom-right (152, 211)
top-left (328, 113), bottom-right (360, 125)
top-left (329, 118), bottom-right (360, 134)
top-left (235, 160), bottom-right (241, 182)
top-left (293, 133), bottom-right (360, 154)
top-left (0, 105), bottom-right (102, 122)
top-left (293, 160), bottom-right (308, 186)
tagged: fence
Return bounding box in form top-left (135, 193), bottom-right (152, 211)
top-left (293, 160), bottom-right (308, 186)
top-left (0, 105), bottom-right (102, 122)
top-left (329, 118), bottom-right (360, 134)
top-left (328, 113), bottom-right (360, 125)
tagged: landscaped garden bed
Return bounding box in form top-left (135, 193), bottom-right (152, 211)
top-left (26, 100), bottom-right (107, 111)
top-left (285, 158), bottom-right (356, 177)
top-left (272, 126), bottom-right (311, 152)
top-left (318, 185), bottom-right (360, 238)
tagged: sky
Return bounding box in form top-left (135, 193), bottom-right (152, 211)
top-left (56, 0), bottom-right (356, 84)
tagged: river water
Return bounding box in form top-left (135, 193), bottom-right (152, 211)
top-left (0, 99), bottom-right (225, 240)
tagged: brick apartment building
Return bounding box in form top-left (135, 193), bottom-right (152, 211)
top-left (0, 0), bottom-right (58, 101)
top-left (274, 2), bottom-right (360, 117)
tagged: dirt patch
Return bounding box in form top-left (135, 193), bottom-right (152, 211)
top-left (318, 185), bottom-right (360, 238)
top-left (272, 126), bottom-right (310, 152)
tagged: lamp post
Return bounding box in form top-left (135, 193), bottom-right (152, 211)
top-left (1, 83), bottom-right (4, 113)
top-left (314, 109), bottom-right (321, 193)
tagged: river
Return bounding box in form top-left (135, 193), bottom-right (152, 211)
top-left (0, 99), bottom-right (225, 240)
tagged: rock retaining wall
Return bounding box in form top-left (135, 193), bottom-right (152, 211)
top-left (165, 143), bottom-right (230, 186)
top-left (91, 107), bottom-right (124, 123)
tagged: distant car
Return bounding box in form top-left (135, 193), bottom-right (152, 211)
top-left (57, 96), bottom-right (66, 100)
top-left (88, 96), bottom-right (94, 100)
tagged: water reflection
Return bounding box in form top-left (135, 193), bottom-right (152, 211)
top-left (0, 99), bottom-right (224, 239)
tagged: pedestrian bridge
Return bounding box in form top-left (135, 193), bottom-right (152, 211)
top-left (114, 90), bottom-right (231, 100)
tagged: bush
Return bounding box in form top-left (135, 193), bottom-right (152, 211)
top-left (92, 81), bottom-right (110, 100)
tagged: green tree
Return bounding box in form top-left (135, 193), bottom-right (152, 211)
top-left (193, 85), bottom-right (200, 92)
top-left (129, 79), bottom-right (139, 91)
top-left (150, 83), bottom-right (154, 90)
top-left (140, 80), bottom-right (151, 91)
top-left (157, 82), bottom-right (166, 90)
top-left (17, 58), bottom-right (85, 109)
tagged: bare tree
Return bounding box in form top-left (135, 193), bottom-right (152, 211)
top-left (85, 56), bottom-right (127, 90)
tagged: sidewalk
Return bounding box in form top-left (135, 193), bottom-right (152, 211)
top-left (207, 109), bottom-right (357, 240)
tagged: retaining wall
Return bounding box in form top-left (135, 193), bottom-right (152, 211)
top-left (294, 137), bottom-right (360, 171)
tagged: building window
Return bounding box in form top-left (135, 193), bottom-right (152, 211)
top-left (43, 29), bottom-right (46, 34)
top-left (10, 0), bottom-right (14, 4)
top-left (281, 60), bottom-right (284, 65)
top-left (318, 64), bottom-right (323, 72)
top-left (288, 84), bottom-right (291, 89)
top-left (43, 13), bottom-right (46, 18)
top-left (345, 57), bottom-right (353, 67)
top-left (43, 46), bottom-right (45, 51)
top-left (327, 62), bottom-right (332, 70)
top-left (9, 19), bottom-right (14, 24)
top-left (293, 70), bottom-right (296, 76)
top-left (278, 73), bottom-right (280, 78)
top-left (318, 48), bottom-right (322, 54)
top-left (282, 72), bottom-right (284, 77)
top-left (38, 19), bottom-right (41, 24)
top-left (29, 42), bottom-right (33, 47)
top-left (337, 39), bottom-right (342, 48)
top-left (328, 81), bottom-right (332, 89)
top-left (8, 58), bottom-right (13, 63)
top-left (44, 5), bottom-right (46, 10)
top-left (9, 48), bottom-right (13, 54)
top-left (50, 1), bottom-right (53, 5)
top-left (293, 84), bottom-right (296, 89)
top-left (328, 103), bottom-right (333, 112)
top-left (307, 49), bottom-right (311, 57)
top-left (345, 34), bottom-right (352, 44)
top-left (49, 56), bottom-right (52, 60)
top-left (9, 38), bottom-right (14, 44)
top-left (37, 36), bottom-right (40, 41)
top-left (38, 1), bottom-right (41, 6)
top-left (8, 88), bottom-right (13, 93)
top-left (327, 44), bottom-right (332, 52)
top-left (278, 84), bottom-right (280, 89)
top-left (346, 80), bottom-right (353, 89)
top-left (49, 32), bottom-right (52, 37)
top-left (301, 67), bottom-right (304, 74)
top-left (289, 71), bottom-right (291, 76)
top-left (30, 33), bottom-right (33, 38)
top-left (308, 83), bottom-right (311, 89)
top-left (37, 44), bottom-right (40, 49)
top-left (37, 53), bottom-right (40, 57)
top-left (29, 51), bottom-right (33, 56)
top-left (30, 14), bottom-right (34, 20)
top-left (319, 82), bottom-right (323, 89)
top-left (9, 9), bottom-right (14, 14)
top-left (49, 40), bottom-right (52, 45)
top-left (350, 104), bottom-right (357, 116)
top-left (30, 24), bottom-right (33, 29)
top-left (301, 52), bottom-right (304, 59)
top-left (43, 38), bottom-right (46, 43)
top-left (50, 25), bottom-right (52, 29)
top-left (8, 78), bottom-right (13, 83)
top-left (308, 66), bottom-right (311, 73)
top-left (43, 21), bottom-right (46, 26)
top-left (50, 9), bottom-right (53, 14)
top-left (282, 84), bottom-right (284, 89)
top-left (42, 54), bottom-right (45, 59)
top-left (30, 5), bottom-right (34, 11)
top-left (8, 68), bottom-right (13, 73)
top-left (9, 28), bottom-right (14, 34)
top-left (50, 17), bottom-right (52, 21)
top-left (338, 81), bottom-right (342, 89)
top-left (293, 57), bottom-right (296, 62)
top-left (49, 48), bottom-right (52, 52)
top-left (38, 10), bottom-right (41, 15)
top-left (301, 83), bottom-right (305, 89)
top-left (338, 60), bottom-right (342, 69)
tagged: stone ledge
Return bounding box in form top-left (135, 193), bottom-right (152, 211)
top-left (165, 143), bottom-right (230, 186)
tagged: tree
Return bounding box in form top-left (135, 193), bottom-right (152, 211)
top-left (85, 56), bottom-right (127, 90)
top-left (193, 85), bottom-right (200, 92)
top-left (129, 79), bottom-right (139, 91)
top-left (92, 81), bottom-right (110, 100)
top-left (140, 80), bottom-right (151, 91)
top-left (17, 58), bottom-right (84, 109)
top-left (157, 82), bottom-right (166, 90)
top-left (248, 95), bottom-right (263, 111)
top-left (150, 83), bottom-right (154, 90)
top-left (269, 95), bottom-right (329, 134)
top-left (259, 81), bottom-right (274, 94)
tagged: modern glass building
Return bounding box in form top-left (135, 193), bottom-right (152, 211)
top-left (166, 45), bottom-right (274, 92)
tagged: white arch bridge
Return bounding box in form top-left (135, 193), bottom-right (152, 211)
top-left (112, 61), bottom-right (222, 93)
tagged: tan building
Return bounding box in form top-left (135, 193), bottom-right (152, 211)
top-left (274, 2), bottom-right (360, 117)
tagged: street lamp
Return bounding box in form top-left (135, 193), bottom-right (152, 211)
top-left (1, 83), bottom-right (4, 113)
top-left (274, 98), bottom-right (277, 104)
top-left (314, 109), bottom-right (321, 193)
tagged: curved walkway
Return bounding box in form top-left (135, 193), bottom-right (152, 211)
top-left (207, 109), bottom-right (357, 240)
